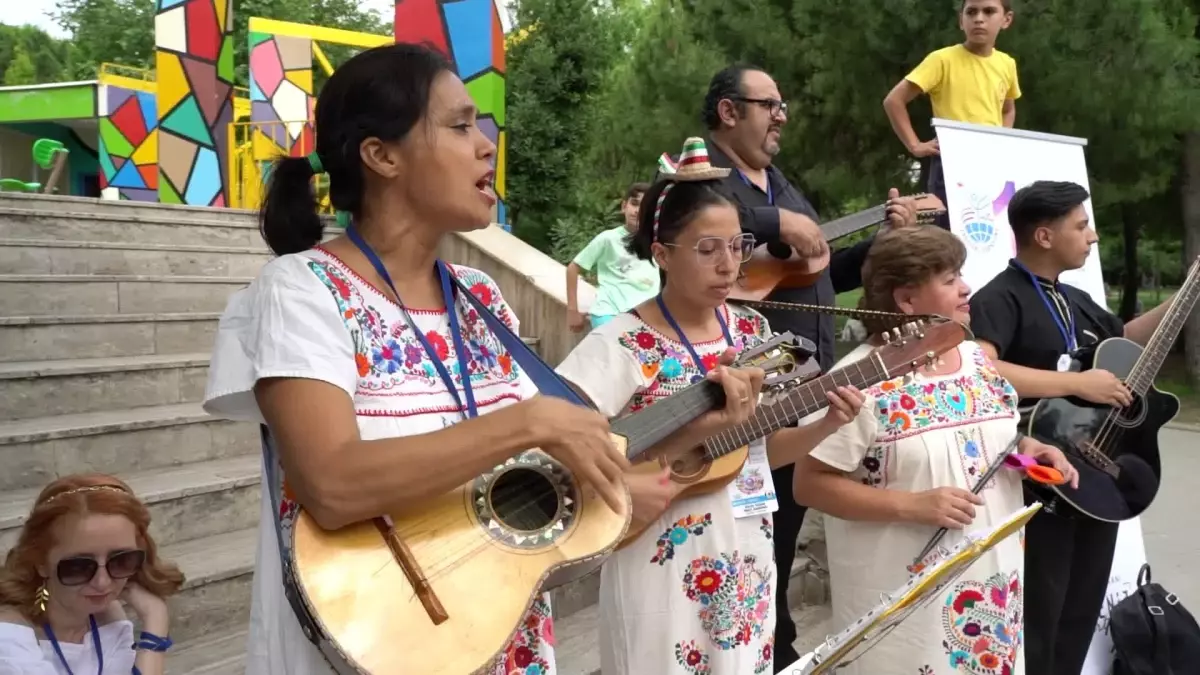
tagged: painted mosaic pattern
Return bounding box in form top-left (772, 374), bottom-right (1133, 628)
top-left (248, 32), bottom-right (314, 159)
top-left (98, 86), bottom-right (159, 202)
top-left (395, 0), bottom-right (508, 228)
top-left (153, 0), bottom-right (235, 206)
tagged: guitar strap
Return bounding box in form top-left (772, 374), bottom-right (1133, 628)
top-left (259, 265), bottom-right (589, 670)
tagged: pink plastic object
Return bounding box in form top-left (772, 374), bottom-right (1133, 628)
top-left (1004, 453), bottom-right (1037, 470)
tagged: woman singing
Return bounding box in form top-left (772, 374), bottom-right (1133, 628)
top-left (0, 474), bottom-right (182, 675)
top-left (556, 139), bottom-right (865, 675)
top-left (792, 226), bottom-right (1078, 675)
top-left (202, 46), bottom-right (762, 674)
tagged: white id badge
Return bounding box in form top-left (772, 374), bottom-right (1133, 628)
top-left (727, 438), bottom-right (778, 518)
top-left (1057, 354), bottom-right (1072, 372)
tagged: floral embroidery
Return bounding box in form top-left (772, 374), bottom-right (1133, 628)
top-left (674, 639), bottom-right (711, 674)
top-left (492, 596), bottom-right (553, 674)
top-left (941, 571), bottom-right (1022, 674)
top-left (760, 517), bottom-right (772, 540)
top-left (682, 552), bottom-right (773, 650)
top-left (871, 347), bottom-right (1016, 440)
top-left (858, 442), bottom-right (891, 488)
top-left (754, 635), bottom-right (774, 673)
top-left (652, 513), bottom-right (714, 565)
top-left (305, 257), bottom-right (525, 403)
top-left (918, 667), bottom-right (935, 675)
top-left (617, 306), bottom-right (768, 413)
top-left (954, 427), bottom-right (996, 491)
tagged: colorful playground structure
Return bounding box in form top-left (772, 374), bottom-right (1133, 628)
top-left (0, 0), bottom-right (510, 226)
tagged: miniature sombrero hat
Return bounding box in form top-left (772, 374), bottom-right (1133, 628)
top-left (657, 137), bottom-right (731, 181)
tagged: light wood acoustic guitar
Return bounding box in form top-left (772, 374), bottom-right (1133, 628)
top-left (618, 317), bottom-right (970, 546)
top-left (288, 333), bottom-right (808, 674)
top-left (730, 194), bottom-right (946, 302)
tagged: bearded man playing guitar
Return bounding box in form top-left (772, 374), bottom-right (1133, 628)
top-left (969, 180), bottom-right (1193, 675)
top-left (671, 64), bottom-right (920, 671)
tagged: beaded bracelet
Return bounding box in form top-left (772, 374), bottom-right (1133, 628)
top-left (136, 631), bottom-right (173, 652)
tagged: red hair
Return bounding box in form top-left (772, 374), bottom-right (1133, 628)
top-left (0, 473), bottom-right (185, 621)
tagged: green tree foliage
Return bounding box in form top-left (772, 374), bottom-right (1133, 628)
top-left (0, 24), bottom-right (77, 84)
top-left (505, 0), bottom-right (628, 254)
top-left (3, 46), bottom-right (38, 86)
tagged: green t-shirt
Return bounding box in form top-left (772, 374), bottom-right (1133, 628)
top-left (573, 226), bottom-right (660, 316)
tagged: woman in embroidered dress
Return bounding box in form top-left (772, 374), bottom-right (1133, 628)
top-left (792, 226), bottom-right (1079, 675)
top-left (556, 140), bottom-right (867, 675)
top-left (201, 46), bottom-right (766, 675)
top-left (0, 474), bottom-right (182, 675)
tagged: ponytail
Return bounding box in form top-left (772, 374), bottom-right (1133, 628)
top-left (259, 156), bottom-right (324, 256)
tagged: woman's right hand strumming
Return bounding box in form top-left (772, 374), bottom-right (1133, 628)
top-left (901, 486), bottom-right (985, 529)
top-left (527, 397), bottom-right (631, 514)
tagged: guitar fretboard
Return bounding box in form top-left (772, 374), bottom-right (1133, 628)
top-left (703, 351), bottom-right (888, 458)
top-left (1126, 261), bottom-right (1200, 394)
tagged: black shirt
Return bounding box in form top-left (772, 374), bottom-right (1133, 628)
top-left (697, 141), bottom-right (872, 371)
top-left (969, 260), bottom-right (1126, 406)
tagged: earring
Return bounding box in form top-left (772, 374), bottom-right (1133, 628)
top-left (34, 581), bottom-right (49, 613)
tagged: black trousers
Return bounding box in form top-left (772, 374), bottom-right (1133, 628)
top-left (927, 155), bottom-right (951, 231)
top-left (1023, 503), bottom-right (1119, 675)
top-left (771, 462), bottom-right (808, 672)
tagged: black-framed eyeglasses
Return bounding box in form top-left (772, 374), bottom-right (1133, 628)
top-left (55, 549), bottom-right (145, 586)
top-left (663, 233), bottom-right (757, 266)
top-left (735, 97), bottom-right (788, 117)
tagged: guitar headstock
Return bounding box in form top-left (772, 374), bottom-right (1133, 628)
top-left (909, 193), bottom-right (947, 224)
top-left (736, 331), bottom-right (821, 391)
top-left (875, 318), bottom-right (969, 381)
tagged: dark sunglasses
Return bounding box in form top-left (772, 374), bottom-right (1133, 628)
top-left (56, 549), bottom-right (145, 586)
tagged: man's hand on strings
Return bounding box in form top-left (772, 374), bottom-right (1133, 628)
top-left (885, 188), bottom-right (919, 229)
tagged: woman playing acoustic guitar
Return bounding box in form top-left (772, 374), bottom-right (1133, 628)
top-left (556, 138), bottom-right (866, 675)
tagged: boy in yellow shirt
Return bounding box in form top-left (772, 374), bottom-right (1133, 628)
top-left (883, 0), bottom-right (1019, 227)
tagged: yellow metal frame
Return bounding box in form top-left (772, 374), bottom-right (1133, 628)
top-left (247, 17), bottom-right (393, 49)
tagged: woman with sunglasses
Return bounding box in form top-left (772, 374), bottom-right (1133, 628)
top-left (555, 139), bottom-right (865, 675)
top-left (0, 474), bottom-right (183, 675)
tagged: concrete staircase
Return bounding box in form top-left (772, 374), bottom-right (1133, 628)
top-left (0, 192), bottom-right (268, 674)
top-left (0, 192), bottom-right (604, 674)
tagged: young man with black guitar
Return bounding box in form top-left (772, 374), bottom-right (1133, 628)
top-left (674, 64), bottom-right (920, 672)
top-left (968, 180), bottom-right (1183, 675)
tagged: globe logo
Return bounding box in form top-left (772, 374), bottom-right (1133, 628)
top-left (959, 193), bottom-right (998, 252)
top-left (965, 218), bottom-right (996, 248)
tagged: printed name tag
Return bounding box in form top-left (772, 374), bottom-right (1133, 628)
top-left (727, 438), bottom-right (779, 518)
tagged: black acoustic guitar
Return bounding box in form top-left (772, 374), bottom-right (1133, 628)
top-left (1025, 259), bottom-right (1200, 522)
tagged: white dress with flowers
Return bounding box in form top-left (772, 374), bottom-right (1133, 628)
top-left (556, 306), bottom-right (777, 675)
top-left (204, 248), bottom-right (556, 675)
top-left (807, 342), bottom-right (1026, 675)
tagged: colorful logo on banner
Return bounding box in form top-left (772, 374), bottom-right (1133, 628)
top-left (955, 180), bottom-right (1017, 254)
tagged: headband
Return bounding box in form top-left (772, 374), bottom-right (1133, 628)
top-left (306, 152), bottom-right (352, 229)
top-left (38, 485), bottom-right (131, 508)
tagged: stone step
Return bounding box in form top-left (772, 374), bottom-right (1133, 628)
top-left (0, 455), bottom-right (261, 552)
top-left (0, 238), bottom-right (273, 277)
top-left (0, 206), bottom-right (265, 247)
top-left (164, 528), bottom-right (256, 645)
top-left (167, 628), bottom-right (247, 675)
top-left (0, 274), bottom-right (251, 316)
top-left (0, 192), bottom-right (260, 225)
top-left (0, 353), bottom-right (210, 421)
top-left (0, 402), bottom-right (258, 492)
top-left (0, 313), bottom-right (221, 362)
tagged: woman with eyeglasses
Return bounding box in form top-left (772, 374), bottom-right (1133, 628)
top-left (555, 138), bottom-right (865, 675)
top-left (0, 474), bottom-right (183, 675)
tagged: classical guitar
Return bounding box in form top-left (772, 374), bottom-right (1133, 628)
top-left (730, 194), bottom-right (946, 302)
top-left (618, 317), bottom-right (970, 545)
top-left (1025, 258), bottom-right (1200, 522)
top-left (287, 333), bottom-right (806, 675)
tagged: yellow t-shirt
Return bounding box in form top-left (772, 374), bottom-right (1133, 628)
top-left (905, 44), bottom-right (1021, 127)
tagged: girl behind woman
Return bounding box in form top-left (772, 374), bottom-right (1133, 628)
top-left (0, 474), bottom-right (182, 675)
top-left (793, 226), bottom-right (1077, 675)
top-left (556, 138), bottom-right (865, 675)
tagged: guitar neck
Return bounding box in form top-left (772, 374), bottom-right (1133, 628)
top-left (1126, 261), bottom-right (1200, 394)
top-left (702, 352), bottom-right (889, 458)
top-left (821, 203), bottom-right (891, 242)
top-left (613, 380), bottom-right (725, 461)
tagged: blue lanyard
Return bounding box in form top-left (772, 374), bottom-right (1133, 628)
top-left (345, 225), bottom-right (478, 419)
top-left (1011, 259), bottom-right (1077, 353)
top-left (736, 169), bottom-right (773, 205)
top-left (655, 296), bottom-right (734, 380)
top-left (43, 615), bottom-right (102, 675)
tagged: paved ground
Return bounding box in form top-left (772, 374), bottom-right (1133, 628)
top-left (556, 426), bottom-right (1200, 674)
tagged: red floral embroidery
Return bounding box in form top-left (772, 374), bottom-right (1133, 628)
top-left (700, 353), bottom-right (719, 372)
top-left (470, 282), bottom-right (493, 306)
top-left (425, 330), bottom-right (450, 360)
top-left (737, 317), bottom-right (755, 335)
top-left (635, 331), bottom-right (656, 349)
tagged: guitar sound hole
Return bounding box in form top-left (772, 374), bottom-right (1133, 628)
top-left (488, 468), bottom-right (561, 532)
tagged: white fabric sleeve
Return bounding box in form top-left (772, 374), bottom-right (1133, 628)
top-left (204, 255), bottom-right (357, 423)
top-left (808, 395), bottom-right (880, 472)
top-left (555, 330), bottom-right (648, 418)
top-left (0, 623), bottom-right (57, 675)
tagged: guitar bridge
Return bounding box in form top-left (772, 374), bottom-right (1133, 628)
top-left (1078, 441), bottom-right (1121, 479)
